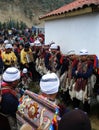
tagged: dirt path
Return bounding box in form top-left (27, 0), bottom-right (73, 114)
top-left (91, 115), bottom-right (99, 130)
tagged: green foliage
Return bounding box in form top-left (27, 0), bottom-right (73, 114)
top-left (20, 21), bottom-right (27, 30)
top-left (29, 81), bottom-right (40, 94)
top-left (64, 0), bottom-right (74, 4)
top-left (0, 22), bottom-right (2, 30)
top-left (0, 0), bottom-right (75, 27)
top-left (40, 0), bottom-right (74, 11)
top-left (21, 0), bottom-right (75, 14)
top-left (0, 19), bottom-right (27, 30)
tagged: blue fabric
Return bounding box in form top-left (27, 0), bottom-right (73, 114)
top-left (44, 52), bottom-right (52, 70)
top-left (72, 62), bottom-right (93, 79)
top-left (0, 57), bottom-right (3, 74)
top-left (0, 93), bottom-right (19, 117)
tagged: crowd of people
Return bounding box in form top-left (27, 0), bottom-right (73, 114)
top-left (0, 28), bottom-right (99, 130)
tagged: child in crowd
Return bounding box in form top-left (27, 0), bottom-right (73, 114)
top-left (21, 68), bottom-right (32, 90)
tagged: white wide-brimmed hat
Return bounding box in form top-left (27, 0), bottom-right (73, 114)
top-left (50, 44), bottom-right (58, 50)
top-left (4, 40), bottom-right (9, 44)
top-left (79, 49), bottom-right (88, 55)
top-left (22, 68), bottom-right (28, 73)
top-left (40, 72), bottom-right (60, 94)
top-left (3, 67), bottom-right (20, 82)
top-left (5, 44), bottom-right (13, 49)
top-left (34, 39), bottom-right (42, 46)
top-left (67, 50), bottom-right (75, 55)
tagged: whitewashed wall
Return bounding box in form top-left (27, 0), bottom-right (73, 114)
top-left (45, 13), bottom-right (99, 58)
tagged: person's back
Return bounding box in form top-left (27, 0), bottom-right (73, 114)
top-left (0, 67), bottom-right (20, 130)
top-left (40, 72), bottom-right (60, 105)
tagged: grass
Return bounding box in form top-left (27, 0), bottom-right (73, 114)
top-left (90, 103), bottom-right (99, 130)
top-left (29, 81), bottom-right (40, 94)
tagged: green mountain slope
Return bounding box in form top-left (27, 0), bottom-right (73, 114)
top-left (0, 0), bottom-right (74, 27)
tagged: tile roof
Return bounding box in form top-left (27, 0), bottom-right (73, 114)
top-left (39, 0), bottom-right (99, 19)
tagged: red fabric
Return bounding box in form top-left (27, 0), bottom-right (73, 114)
top-left (38, 33), bottom-right (44, 42)
top-left (1, 82), bottom-right (17, 97)
top-left (1, 89), bottom-right (17, 97)
top-left (30, 37), bottom-right (35, 43)
top-left (21, 72), bottom-right (32, 77)
top-left (93, 55), bottom-right (97, 68)
top-left (72, 59), bottom-right (78, 67)
top-left (60, 55), bottom-right (65, 64)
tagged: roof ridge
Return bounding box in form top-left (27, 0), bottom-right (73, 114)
top-left (40, 0), bottom-right (99, 19)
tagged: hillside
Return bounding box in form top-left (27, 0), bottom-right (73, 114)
top-left (0, 0), bottom-right (44, 27)
top-left (0, 0), bottom-right (74, 27)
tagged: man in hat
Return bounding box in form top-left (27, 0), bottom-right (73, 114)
top-left (20, 42), bottom-right (36, 80)
top-left (40, 72), bottom-right (60, 104)
top-left (45, 43), bottom-right (60, 72)
top-left (71, 49), bottom-right (94, 113)
top-left (59, 49), bottom-right (77, 105)
top-left (0, 67), bottom-right (20, 130)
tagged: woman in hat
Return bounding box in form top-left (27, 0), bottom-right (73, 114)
top-left (2, 43), bottom-right (17, 71)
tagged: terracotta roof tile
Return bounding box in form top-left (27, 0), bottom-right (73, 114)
top-left (40, 0), bottom-right (99, 19)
